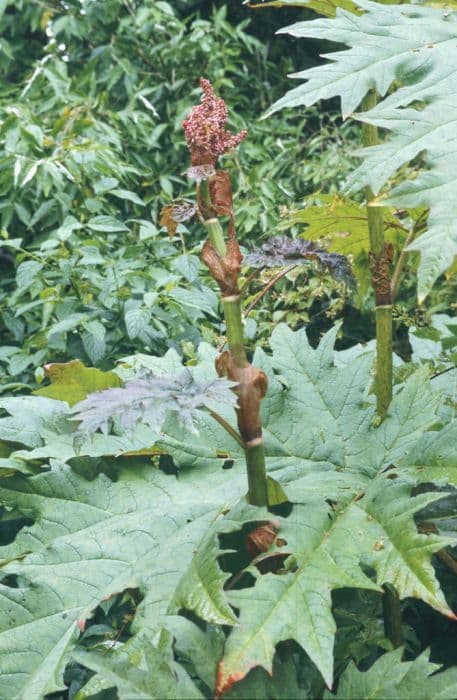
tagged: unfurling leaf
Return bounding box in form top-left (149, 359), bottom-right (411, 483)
top-left (245, 235), bottom-right (353, 282)
top-left (71, 369), bottom-right (238, 435)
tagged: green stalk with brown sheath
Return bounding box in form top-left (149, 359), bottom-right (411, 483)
top-left (362, 90), bottom-right (402, 648)
top-left (361, 90), bottom-right (393, 420)
top-left (183, 83), bottom-right (269, 507)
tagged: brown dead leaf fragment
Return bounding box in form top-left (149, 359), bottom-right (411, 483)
top-left (160, 201), bottom-right (196, 239)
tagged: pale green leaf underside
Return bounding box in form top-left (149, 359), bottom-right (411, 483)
top-left (164, 327), bottom-right (456, 692)
top-left (217, 481), bottom-right (452, 693)
top-left (0, 465), bottom-right (233, 699)
top-left (0, 325), bottom-right (456, 696)
top-left (327, 647), bottom-right (457, 699)
top-left (73, 633), bottom-right (203, 700)
top-left (268, 0), bottom-right (457, 299)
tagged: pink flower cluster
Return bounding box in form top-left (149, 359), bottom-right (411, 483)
top-left (183, 78), bottom-right (247, 167)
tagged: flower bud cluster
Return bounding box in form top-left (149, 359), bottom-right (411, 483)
top-left (183, 78), bottom-right (247, 167)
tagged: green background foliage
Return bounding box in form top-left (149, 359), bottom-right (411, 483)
top-left (0, 0), bottom-right (362, 391)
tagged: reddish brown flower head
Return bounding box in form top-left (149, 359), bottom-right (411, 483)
top-left (183, 78), bottom-right (247, 171)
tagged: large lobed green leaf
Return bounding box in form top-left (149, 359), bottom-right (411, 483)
top-left (0, 460), bottom-right (244, 699)
top-left (34, 360), bottom-right (122, 406)
top-left (268, 0), bottom-right (457, 300)
top-left (159, 326), bottom-right (457, 694)
top-left (0, 325), bottom-right (456, 697)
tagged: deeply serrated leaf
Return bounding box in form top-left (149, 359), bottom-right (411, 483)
top-left (216, 498), bottom-right (380, 694)
top-left (1, 325), bottom-right (456, 697)
top-left (216, 479), bottom-right (454, 695)
top-left (156, 326), bottom-right (454, 692)
top-left (268, 1), bottom-right (457, 298)
top-left (326, 648), bottom-right (457, 699)
top-left (172, 502), bottom-right (269, 626)
top-left (71, 369), bottom-right (238, 435)
top-left (0, 462), bottom-right (237, 698)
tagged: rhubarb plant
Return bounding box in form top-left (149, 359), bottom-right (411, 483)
top-left (0, 60), bottom-right (456, 700)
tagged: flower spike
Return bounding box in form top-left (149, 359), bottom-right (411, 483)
top-left (183, 78), bottom-right (247, 170)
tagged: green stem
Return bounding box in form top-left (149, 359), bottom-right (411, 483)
top-left (245, 438), bottom-right (269, 507)
top-left (204, 217), bottom-right (226, 257)
top-left (363, 91), bottom-right (401, 649)
top-left (361, 90), bottom-right (393, 420)
top-left (223, 295), bottom-right (247, 368)
top-left (202, 204), bottom-right (268, 506)
top-left (223, 295), bottom-right (268, 506)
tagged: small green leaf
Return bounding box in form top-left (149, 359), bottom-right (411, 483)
top-left (110, 188), bottom-right (145, 206)
top-left (93, 177), bottom-right (119, 194)
top-left (125, 307), bottom-right (148, 339)
top-left (87, 215), bottom-right (129, 233)
top-left (8, 352), bottom-right (33, 376)
top-left (82, 320), bottom-right (106, 364)
top-left (169, 287), bottom-right (219, 318)
top-left (47, 313), bottom-right (86, 339)
top-left (171, 254), bottom-right (200, 283)
top-left (16, 260), bottom-right (43, 290)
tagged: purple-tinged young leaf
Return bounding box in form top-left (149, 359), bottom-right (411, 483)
top-left (245, 235), bottom-right (353, 283)
top-left (71, 369), bottom-right (238, 436)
